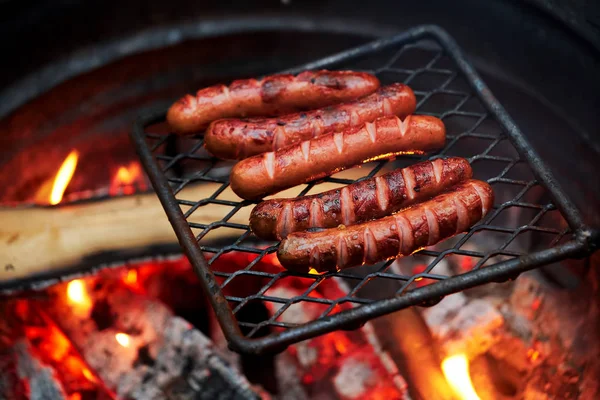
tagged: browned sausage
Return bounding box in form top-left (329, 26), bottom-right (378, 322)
top-left (230, 115), bottom-right (446, 200)
top-left (250, 157), bottom-right (472, 240)
top-left (277, 180), bottom-right (494, 272)
top-left (167, 70), bottom-right (380, 134)
top-left (205, 83), bottom-right (416, 159)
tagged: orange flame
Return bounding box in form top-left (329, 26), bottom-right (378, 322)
top-left (441, 354), bottom-right (481, 400)
top-left (125, 270), bottom-right (138, 285)
top-left (115, 333), bottom-right (131, 348)
top-left (50, 150), bottom-right (79, 205)
top-left (110, 161), bottom-right (145, 195)
top-left (527, 348), bottom-right (540, 362)
top-left (66, 279), bottom-right (92, 316)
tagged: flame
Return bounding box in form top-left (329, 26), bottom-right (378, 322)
top-left (125, 270), bottom-right (138, 285)
top-left (81, 367), bottom-right (97, 383)
top-left (527, 348), bottom-right (540, 362)
top-left (442, 354), bottom-right (481, 400)
top-left (66, 279), bottom-right (92, 316)
top-left (110, 161), bottom-right (145, 195)
top-left (50, 150), bottom-right (79, 205)
top-left (115, 333), bottom-right (131, 347)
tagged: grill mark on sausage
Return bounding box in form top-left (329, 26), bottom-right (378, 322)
top-left (393, 217), bottom-right (403, 255)
top-left (363, 227), bottom-right (378, 264)
top-left (263, 152), bottom-right (275, 179)
top-left (181, 94), bottom-right (196, 110)
top-left (396, 214), bottom-right (414, 254)
top-left (341, 187), bottom-right (353, 225)
top-left (375, 176), bottom-right (389, 211)
top-left (311, 118), bottom-right (321, 138)
top-left (300, 141), bottom-right (311, 162)
top-left (222, 85), bottom-right (231, 102)
top-left (472, 182), bottom-right (491, 215)
top-left (310, 199), bottom-right (322, 227)
top-left (277, 202), bottom-right (294, 239)
top-left (401, 168), bottom-right (416, 200)
top-left (333, 132), bottom-right (344, 154)
top-left (383, 98), bottom-right (393, 115)
top-left (432, 158), bottom-right (443, 184)
top-left (273, 126), bottom-right (285, 151)
top-left (337, 235), bottom-right (348, 268)
top-left (454, 197), bottom-right (469, 233)
top-left (398, 115), bottom-right (410, 136)
top-left (365, 121), bottom-right (377, 143)
top-left (424, 207), bottom-right (440, 245)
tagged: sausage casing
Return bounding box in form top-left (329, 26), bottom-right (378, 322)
top-left (277, 180), bottom-right (494, 272)
top-left (205, 83), bottom-right (416, 159)
top-left (250, 157), bottom-right (472, 240)
top-left (230, 115), bottom-right (446, 200)
top-left (167, 70), bottom-right (380, 134)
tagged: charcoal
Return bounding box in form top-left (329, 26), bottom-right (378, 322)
top-left (118, 317), bottom-right (261, 400)
top-left (13, 340), bottom-right (67, 400)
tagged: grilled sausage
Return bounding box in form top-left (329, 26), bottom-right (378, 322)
top-left (167, 70), bottom-right (380, 134)
top-left (277, 180), bottom-right (494, 272)
top-left (250, 157), bottom-right (472, 240)
top-left (205, 83), bottom-right (416, 159)
top-left (230, 115), bottom-right (446, 200)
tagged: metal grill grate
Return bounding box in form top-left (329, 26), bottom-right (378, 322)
top-left (131, 25), bottom-right (594, 354)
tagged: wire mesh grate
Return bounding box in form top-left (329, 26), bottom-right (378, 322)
top-left (131, 25), bottom-right (591, 354)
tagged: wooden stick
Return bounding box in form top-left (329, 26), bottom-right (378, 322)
top-left (0, 184), bottom-right (251, 284)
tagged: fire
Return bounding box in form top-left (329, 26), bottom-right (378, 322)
top-left (125, 269), bottom-right (138, 285)
top-left (527, 348), bottom-right (540, 362)
top-left (110, 161), bottom-right (145, 195)
top-left (50, 150), bottom-right (79, 205)
top-left (115, 333), bottom-right (131, 348)
top-left (441, 354), bottom-right (481, 400)
top-left (66, 279), bottom-right (92, 315)
top-left (81, 367), bottom-right (97, 383)
top-left (308, 267), bottom-right (324, 275)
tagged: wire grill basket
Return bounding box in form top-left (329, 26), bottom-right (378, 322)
top-left (131, 25), bottom-right (594, 354)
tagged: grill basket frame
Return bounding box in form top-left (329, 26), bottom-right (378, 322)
top-left (131, 25), bottom-right (594, 355)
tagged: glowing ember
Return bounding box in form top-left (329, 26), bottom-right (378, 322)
top-left (115, 333), bottom-right (131, 348)
top-left (308, 267), bottom-right (322, 275)
top-left (442, 354), bottom-right (480, 400)
top-left (66, 279), bottom-right (92, 315)
top-left (110, 161), bottom-right (146, 195)
top-left (125, 269), bottom-right (138, 285)
top-left (49, 150), bottom-right (79, 205)
top-left (527, 348), bottom-right (540, 362)
top-left (81, 367), bottom-right (97, 383)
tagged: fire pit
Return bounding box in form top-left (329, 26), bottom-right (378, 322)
top-left (1, 7), bottom-right (599, 400)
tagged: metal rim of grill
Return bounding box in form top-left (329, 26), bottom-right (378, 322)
top-left (130, 24), bottom-right (597, 355)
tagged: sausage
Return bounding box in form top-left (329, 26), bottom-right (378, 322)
top-left (167, 70), bottom-right (380, 134)
top-left (230, 115), bottom-right (446, 200)
top-left (250, 157), bottom-right (472, 240)
top-left (277, 180), bottom-right (494, 273)
top-left (205, 83), bottom-right (416, 159)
